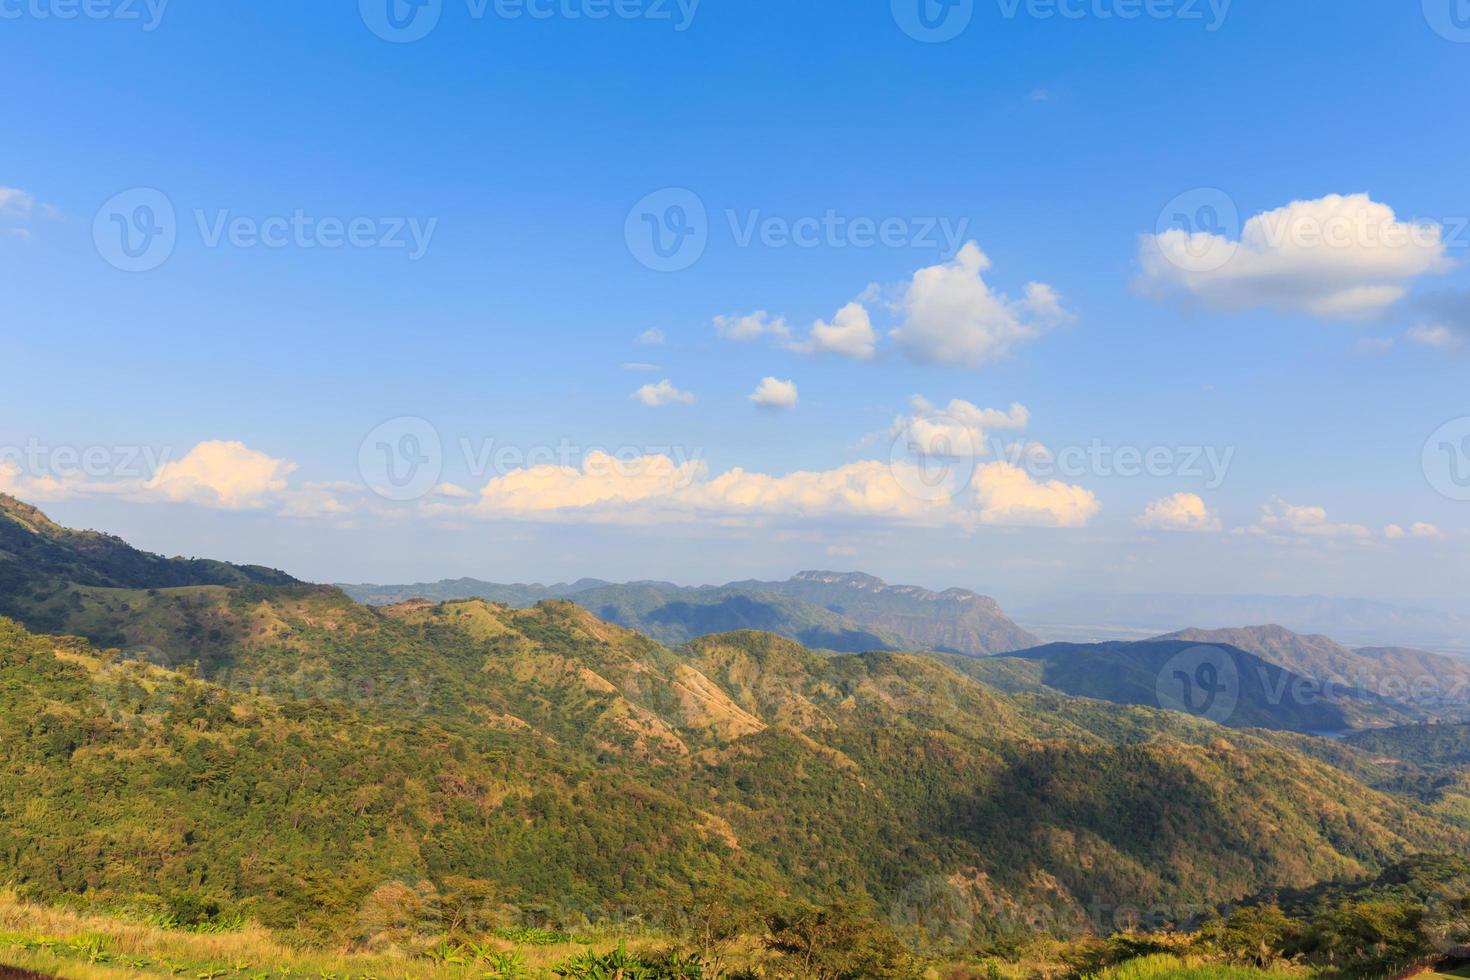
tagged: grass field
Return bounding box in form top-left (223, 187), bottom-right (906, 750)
top-left (0, 894), bottom-right (687, 979)
top-left (1084, 954), bottom-right (1310, 980)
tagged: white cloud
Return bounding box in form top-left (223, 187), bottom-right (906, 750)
top-left (891, 242), bottom-right (1069, 367)
top-left (792, 301), bottom-right (878, 360)
top-left (715, 311), bottom-right (790, 342)
top-left (144, 440), bottom-right (297, 510)
top-left (632, 379), bottom-right (696, 407)
top-left (972, 462), bottom-right (1100, 528)
top-left (1139, 193), bottom-right (1451, 320)
top-left (826, 545), bottom-right (858, 557)
top-left (622, 361), bottom-right (660, 371)
top-left (637, 329), bottom-right (665, 346)
top-left (749, 377), bottom-right (799, 410)
top-left (0, 188), bottom-right (36, 213)
top-left (1385, 522), bottom-right (1444, 540)
top-left (276, 483), bottom-right (355, 521)
top-left (1244, 497), bottom-right (1372, 540)
top-left (0, 439), bottom-right (334, 517)
top-left (458, 449), bottom-right (1096, 530)
top-left (0, 187), bottom-right (60, 239)
top-left (433, 482), bottom-right (475, 499)
top-left (1407, 324), bottom-right (1463, 349)
top-left (889, 396), bottom-right (1030, 457)
top-left (1136, 492), bottom-right (1222, 532)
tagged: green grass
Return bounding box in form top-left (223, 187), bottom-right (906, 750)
top-left (1088, 954), bottom-right (1308, 980)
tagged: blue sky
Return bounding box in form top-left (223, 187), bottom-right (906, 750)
top-left (2, 0), bottom-right (1469, 606)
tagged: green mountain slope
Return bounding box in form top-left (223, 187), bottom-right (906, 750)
top-left (0, 492), bottom-right (297, 636)
top-left (3, 497), bottom-right (1468, 950)
top-left (3, 600), bottom-right (1467, 940)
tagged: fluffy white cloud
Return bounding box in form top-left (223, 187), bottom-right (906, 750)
top-left (460, 449), bottom-right (1096, 530)
top-left (749, 377), bottom-right (799, 410)
top-left (636, 328), bottom-right (665, 346)
top-left (794, 302), bottom-right (879, 360)
top-left (632, 379), bottom-right (696, 407)
top-left (713, 243), bottom-right (1063, 368)
top-left (0, 439), bottom-right (330, 517)
top-left (474, 451), bottom-right (703, 515)
top-left (715, 311), bottom-right (790, 342)
top-left (144, 440), bottom-right (297, 510)
top-left (891, 242), bottom-right (1069, 367)
top-left (889, 396), bottom-right (1029, 457)
top-left (972, 462), bottom-right (1100, 528)
top-left (1136, 492), bottom-right (1222, 532)
top-left (1139, 193), bottom-right (1451, 319)
top-left (1244, 498), bottom-right (1372, 540)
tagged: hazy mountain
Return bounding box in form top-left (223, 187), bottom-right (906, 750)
top-left (340, 569), bottom-right (1039, 656)
top-left (728, 570), bottom-right (1041, 655)
top-left (955, 639), bottom-right (1434, 734)
top-left (1014, 591), bottom-right (1470, 657)
top-left (1159, 626), bottom-right (1470, 708)
top-left (4, 496), bottom-right (1467, 944)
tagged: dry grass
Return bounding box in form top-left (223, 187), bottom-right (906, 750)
top-left (0, 894), bottom-right (678, 978)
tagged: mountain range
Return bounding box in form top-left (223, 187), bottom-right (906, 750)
top-left (1015, 592), bottom-right (1470, 657)
top-left (4, 491), bottom-right (1470, 955)
top-left (338, 570), bottom-right (1041, 656)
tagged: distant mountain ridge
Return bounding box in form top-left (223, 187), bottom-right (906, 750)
top-left (954, 638), bottom-right (1433, 735)
top-left (1017, 591), bottom-right (1470, 656)
top-left (1157, 625), bottom-right (1470, 696)
top-left (952, 624), bottom-right (1470, 734)
top-left (338, 569), bottom-right (1040, 656)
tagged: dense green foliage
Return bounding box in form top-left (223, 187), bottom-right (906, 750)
top-left (0, 492), bottom-right (296, 636)
top-left (4, 496), bottom-right (1470, 979)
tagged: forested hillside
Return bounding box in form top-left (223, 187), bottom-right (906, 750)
top-left (4, 496), bottom-right (1470, 972)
